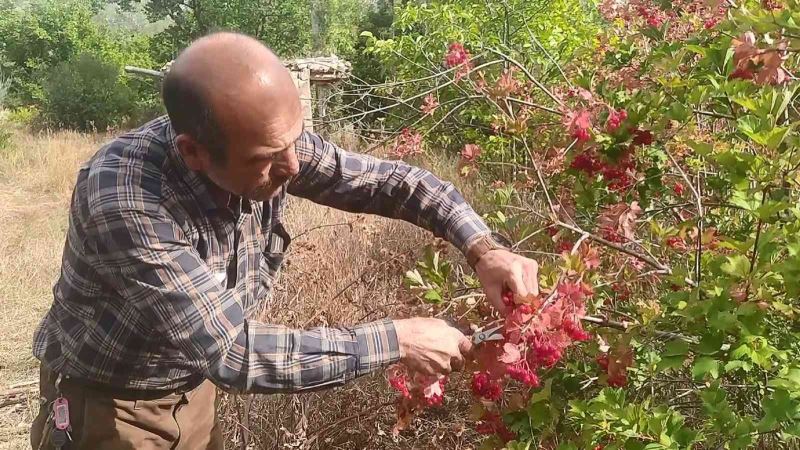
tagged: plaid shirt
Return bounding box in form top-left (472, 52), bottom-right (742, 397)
top-left (32, 115), bottom-right (491, 394)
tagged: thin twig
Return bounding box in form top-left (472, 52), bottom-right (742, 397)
top-left (485, 47), bottom-right (563, 106)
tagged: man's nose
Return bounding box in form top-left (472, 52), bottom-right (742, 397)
top-left (275, 150), bottom-right (300, 177)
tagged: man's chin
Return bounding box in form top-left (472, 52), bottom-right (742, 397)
top-left (245, 188), bottom-right (280, 202)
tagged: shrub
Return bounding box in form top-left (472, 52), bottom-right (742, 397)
top-left (365, 0), bottom-right (800, 448)
top-left (0, 0), bottom-right (158, 128)
top-left (0, 70), bottom-right (12, 150)
top-left (41, 53), bottom-right (134, 132)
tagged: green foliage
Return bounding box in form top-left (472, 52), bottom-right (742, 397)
top-left (354, 0), bottom-right (601, 143)
top-left (0, 0), bottom-right (158, 128)
top-left (40, 53), bottom-right (135, 131)
top-left (115, 0), bottom-right (314, 61)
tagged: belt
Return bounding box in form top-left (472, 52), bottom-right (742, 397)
top-left (57, 373), bottom-right (205, 401)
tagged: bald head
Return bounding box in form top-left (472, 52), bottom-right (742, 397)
top-left (162, 32), bottom-right (303, 165)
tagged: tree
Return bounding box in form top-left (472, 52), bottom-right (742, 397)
top-left (0, 0), bottom-right (155, 111)
top-left (41, 53), bottom-right (135, 131)
top-left (115, 0), bottom-right (314, 61)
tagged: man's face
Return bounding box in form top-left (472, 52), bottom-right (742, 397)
top-left (204, 115), bottom-right (303, 203)
top-left (200, 78), bottom-right (305, 203)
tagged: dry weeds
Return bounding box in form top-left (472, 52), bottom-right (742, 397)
top-left (0, 125), bottom-right (488, 449)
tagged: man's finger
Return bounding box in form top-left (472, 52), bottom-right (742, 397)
top-left (458, 334), bottom-right (473, 359)
top-left (484, 283), bottom-right (507, 315)
top-left (506, 263), bottom-right (529, 299)
top-left (450, 351), bottom-right (465, 372)
top-left (524, 261), bottom-right (540, 297)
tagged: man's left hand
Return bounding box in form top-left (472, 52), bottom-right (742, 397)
top-left (474, 249), bottom-right (539, 315)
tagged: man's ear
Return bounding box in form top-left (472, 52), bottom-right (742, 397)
top-left (175, 133), bottom-right (209, 172)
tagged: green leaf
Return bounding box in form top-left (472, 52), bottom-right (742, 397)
top-left (765, 127), bottom-right (791, 150)
top-left (423, 289), bottom-right (443, 303)
top-left (731, 96), bottom-right (759, 112)
top-left (721, 255), bottom-right (751, 279)
top-left (529, 378), bottom-right (552, 404)
top-left (643, 444), bottom-right (666, 450)
top-left (686, 139), bottom-right (713, 156)
top-left (667, 101), bottom-right (690, 122)
top-left (404, 269), bottom-right (424, 287)
top-left (697, 332), bottom-right (724, 355)
top-left (657, 355), bottom-right (686, 371)
top-left (664, 339), bottom-right (689, 357)
top-left (730, 189), bottom-right (761, 212)
top-left (692, 357), bottom-right (720, 380)
top-left (763, 389), bottom-right (797, 422)
top-left (725, 360), bottom-right (752, 373)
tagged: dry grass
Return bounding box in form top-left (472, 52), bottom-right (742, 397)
top-left (0, 124), bottom-right (487, 449)
top-left (0, 125), bottom-right (112, 448)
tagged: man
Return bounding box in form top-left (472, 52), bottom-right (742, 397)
top-left (30, 32), bottom-right (539, 449)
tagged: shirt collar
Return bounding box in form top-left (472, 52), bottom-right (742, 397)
top-left (163, 118), bottom-right (223, 214)
top-left (163, 118), bottom-right (255, 215)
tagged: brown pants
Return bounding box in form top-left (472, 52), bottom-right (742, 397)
top-left (30, 365), bottom-right (224, 450)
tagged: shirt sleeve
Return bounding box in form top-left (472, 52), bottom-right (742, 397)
top-left (288, 131), bottom-right (493, 255)
top-left (83, 206), bottom-right (400, 394)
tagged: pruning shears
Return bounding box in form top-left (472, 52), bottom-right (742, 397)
top-left (471, 323), bottom-right (504, 345)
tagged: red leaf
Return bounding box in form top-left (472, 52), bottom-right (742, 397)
top-left (607, 342), bottom-right (634, 386)
top-left (474, 341), bottom-right (508, 379)
top-left (563, 109), bottom-right (593, 143)
top-left (598, 201), bottom-right (642, 241)
top-left (460, 143), bottom-right (482, 162)
top-left (505, 305), bottom-right (534, 344)
top-left (499, 342), bottom-right (522, 364)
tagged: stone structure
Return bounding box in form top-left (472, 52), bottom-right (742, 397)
top-left (125, 54), bottom-right (351, 132)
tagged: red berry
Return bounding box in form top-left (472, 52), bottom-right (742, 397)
top-left (517, 304), bottom-right (533, 315)
top-left (570, 152), bottom-right (601, 175)
top-left (471, 372), bottom-right (503, 401)
top-left (596, 353), bottom-right (610, 370)
top-left (389, 374), bottom-right (411, 399)
top-left (605, 109), bottom-right (627, 133)
top-left (666, 236), bottom-right (687, 250)
top-left (507, 363), bottom-right (540, 387)
top-left (563, 316), bottom-right (591, 341)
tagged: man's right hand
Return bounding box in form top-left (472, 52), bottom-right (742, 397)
top-left (393, 318), bottom-right (473, 376)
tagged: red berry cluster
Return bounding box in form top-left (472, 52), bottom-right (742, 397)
top-left (387, 367), bottom-right (448, 407)
top-left (475, 411), bottom-right (516, 442)
top-left (605, 109), bottom-right (628, 132)
top-left (563, 315), bottom-right (592, 341)
top-left (569, 150), bottom-right (635, 193)
top-left (389, 373), bottom-right (411, 399)
top-left (666, 236), bottom-right (688, 250)
top-left (471, 371), bottom-right (503, 400)
top-left (444, 42), bottom-right (469, 67)
top-left (506, 362), bottom-right (540, 387)
top-left (425, 378), bottom-right (446, 406)
top-left (596, 349), bottom-right (633, 387)
top-left (636, 4), bottom-right (666, 28)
